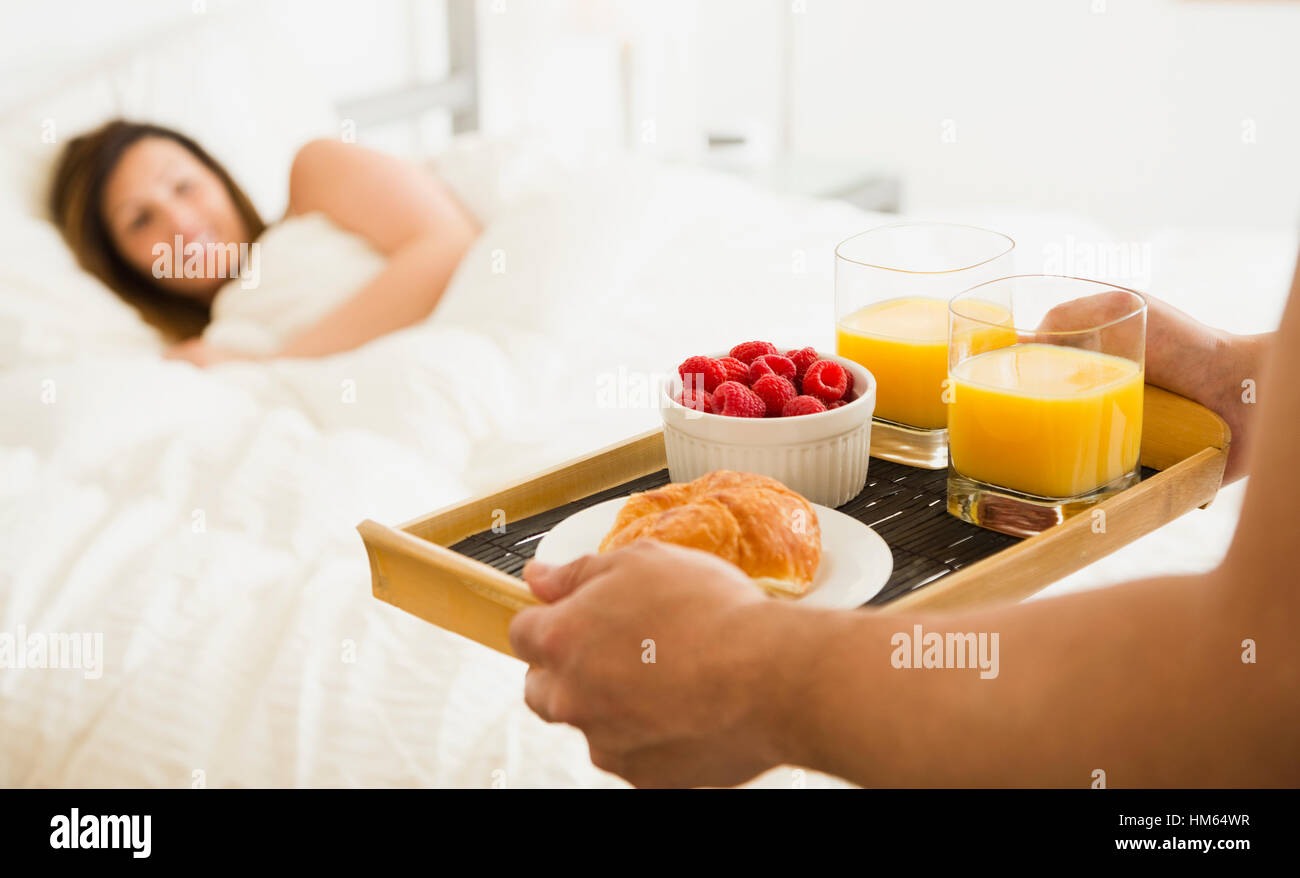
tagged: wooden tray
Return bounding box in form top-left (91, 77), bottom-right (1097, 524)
top-left (358, 385), bottom-right (1229, 657)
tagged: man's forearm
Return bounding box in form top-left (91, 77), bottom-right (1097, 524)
top-left (754, 567), bottom-right (1293, 787)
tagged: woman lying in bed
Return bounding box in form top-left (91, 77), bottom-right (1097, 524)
top-left (49, 119), bottom-right (480, 366)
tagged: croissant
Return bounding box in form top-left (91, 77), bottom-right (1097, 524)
top-left (597, 470), bottom-right (821, 597)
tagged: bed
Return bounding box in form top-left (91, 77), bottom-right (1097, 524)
top-left (0, 3), bottom-right (1294, 788)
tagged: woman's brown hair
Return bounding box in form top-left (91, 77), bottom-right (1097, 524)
top-left (48, 119), bottom-right (266, 341)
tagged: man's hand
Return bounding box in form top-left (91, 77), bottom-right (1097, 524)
top-left (163, 338), bottom-right (252, 368)
top-left (1038, 289), bottom-right (1268, 482)
top-left (508, 540), bottom-right (799, 788)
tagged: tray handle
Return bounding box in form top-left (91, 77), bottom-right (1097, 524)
top-left (358, 519), bottom-right (539, 657)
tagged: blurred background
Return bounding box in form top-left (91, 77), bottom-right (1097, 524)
top-left (4, 0), bottom-right (1298, 240)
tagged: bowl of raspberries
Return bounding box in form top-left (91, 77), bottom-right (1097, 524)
top-left (661, 341), bottom-right (876, 507)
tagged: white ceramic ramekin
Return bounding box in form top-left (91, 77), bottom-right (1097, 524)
top-left (661, 351), bottom-right (876, 507)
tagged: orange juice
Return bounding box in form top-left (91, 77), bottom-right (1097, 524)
top-left (837, 296), bottom-right (1015, 428)
top-left (948, 343), bottom-right (1144, 498)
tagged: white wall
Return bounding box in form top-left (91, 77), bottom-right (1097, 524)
top-left (787, 0), bottom-right (1300, 235)
top-left (475, 0), bottom-right (1300, 236)
top-left (475, 0), bottom-right (701, 158)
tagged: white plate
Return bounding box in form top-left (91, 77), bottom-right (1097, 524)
top-left (532, 497), bottom-right (893, 609)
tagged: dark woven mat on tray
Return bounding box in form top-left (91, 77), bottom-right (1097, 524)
top-left (448, 461), bottom-right (1153, 606)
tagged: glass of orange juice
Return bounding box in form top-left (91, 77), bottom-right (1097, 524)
top-left (835, 222), bottom-right (1015, 468)
top-left (946, 276), bottom-right (1147, 536)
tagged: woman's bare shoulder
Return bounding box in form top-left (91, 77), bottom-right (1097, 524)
top-left (282, 138), bottom-right (472, 253)
top-left (285, 139), bottom-right (371, 218)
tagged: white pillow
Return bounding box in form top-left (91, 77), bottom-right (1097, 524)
top-left (0, 9), bottom-right (338, 222)
top-left (0, 210), bottom-right (165, 366)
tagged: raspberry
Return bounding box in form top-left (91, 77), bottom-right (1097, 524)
top-left (675, 388), bottom-right (713, 413)
top-left (785, 347), bottom-right (819, 381)
top-left (729, 340), bottom-right (779, 365)
top-left (715, 355), bottom-right (750, 384)
top-left (802, 359), bottom-right (848, 403)
top-left (751, 374), bottom-right (797, 417)
top-left (747, 354), bottom-right (797, 385)
top-left (842, 368), bottom-right (855, 397)
top-left (678, 355), bottom-right (726, 393)
top-left (827, 400), bottom-right (847, 410)
top-left (782, 395), bottom-right (827, 417)
top-left (713, 381), bottom-right (766, 418)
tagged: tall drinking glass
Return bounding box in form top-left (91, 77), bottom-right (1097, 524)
top-left (947, 275), bottom-right (1147, 536)
top-left (835, 222), bottom-right (1015, 468)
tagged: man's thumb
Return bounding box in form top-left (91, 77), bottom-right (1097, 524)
top-left (522, 553), bottom-right (613, 602)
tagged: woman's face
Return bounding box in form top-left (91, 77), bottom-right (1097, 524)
top-left (100, 136), bottom-right (250, 302)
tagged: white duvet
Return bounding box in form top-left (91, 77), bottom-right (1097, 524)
top-left (0, 158), bottom-right (877, 787)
